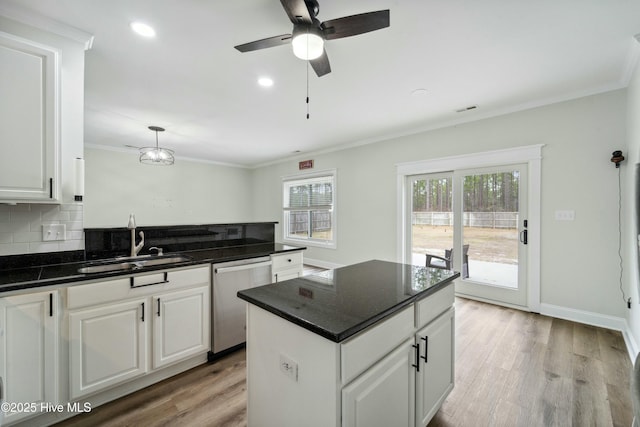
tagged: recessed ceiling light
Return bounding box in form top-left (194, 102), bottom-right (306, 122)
top-left (411, 88), bottom-right (428, 97)
top-left (130, 21), bottom-right (156, 38)
top-left (258, 77), bottom-right (274, 87)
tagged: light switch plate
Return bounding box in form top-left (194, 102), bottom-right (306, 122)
top-left (42, 224), bottom-right (66, 241)
top-left (554, 210), bottom-right (575, 221)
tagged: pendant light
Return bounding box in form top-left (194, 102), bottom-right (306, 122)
top-left (139, 126), bottom-right (175, 165)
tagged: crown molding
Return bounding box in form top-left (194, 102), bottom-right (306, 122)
top-left (0, 3), bottom-right (93, 50)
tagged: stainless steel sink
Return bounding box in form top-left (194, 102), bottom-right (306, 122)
top-left (135, 255), bottom-right (192, 267)
top-left (78, 255), bottom-right (192, 274)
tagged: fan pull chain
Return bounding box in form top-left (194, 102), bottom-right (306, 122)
top-left (306, 59), bottom-right (310, 119)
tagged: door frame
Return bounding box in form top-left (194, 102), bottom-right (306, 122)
top-left (396, 145), bottom-right (543, 312)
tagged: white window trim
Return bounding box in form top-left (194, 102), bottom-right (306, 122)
top-left (282, 169), bottom-right (337, 249)
top-left (396, 145), bottom-right (543, 312)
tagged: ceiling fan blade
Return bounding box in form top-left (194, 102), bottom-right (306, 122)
top-left (280, 0), bottom-right (313, 24)
top-left (234, 34), bottom-right (292, 52)
top-left (310, 49), bottom-right (331, 77)
top-left (322, 10), bottom-right (390, 40)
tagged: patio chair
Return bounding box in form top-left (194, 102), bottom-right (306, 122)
top-left (425, 245), bottom-right (469, 278)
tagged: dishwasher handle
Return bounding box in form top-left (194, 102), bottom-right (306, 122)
top-left (214, 260), bottom-right (272, 274)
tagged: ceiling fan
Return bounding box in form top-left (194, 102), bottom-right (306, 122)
top-left (234, 0), bottom-right (390, 77)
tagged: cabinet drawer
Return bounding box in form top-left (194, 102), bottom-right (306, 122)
top-left (415, 284), bottom-right (454, 329)
top-left (271, 251), bottom-right (303, 271)
top-left (341, 305), bottom-right (414, 385)
top-left (67, 265), bottom-right (210, 310)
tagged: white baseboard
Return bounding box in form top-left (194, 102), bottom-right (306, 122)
top-left (540, 303), bottom-right (637, 361)
top-left (623, 322), bottom-right (639, 362)
top-left (304, 258), bottom-right (345, 270)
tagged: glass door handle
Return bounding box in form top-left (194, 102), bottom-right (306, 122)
top-left (520, 230), bottom-right (528, 245)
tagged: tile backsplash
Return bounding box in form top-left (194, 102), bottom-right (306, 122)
top-left (0, 203), bottom-right (84, 256)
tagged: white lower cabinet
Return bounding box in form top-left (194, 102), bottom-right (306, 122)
top-left (415, 308), bottom-right (455, 427)
top-left (67, 265), bottom-right (210, 399)
top-left (69, 298), bottom-right (147, 399)
top-left (0, 290), bottom-right (59, 424)
top-left (342, 338), bottom-right (415, 427)
top-left (152, 286), bottom-right (209, 369)
top-left (342, 307), bottom-right (455, 427)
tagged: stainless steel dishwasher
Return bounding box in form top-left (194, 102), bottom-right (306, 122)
top-left (210, 256), bottom-right (272, 358)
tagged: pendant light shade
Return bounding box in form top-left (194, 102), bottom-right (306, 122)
top-left (139, 126), bottom-right (174, 165)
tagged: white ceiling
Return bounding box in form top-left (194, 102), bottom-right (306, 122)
top-left (3, 0), bottom-right (640, 167)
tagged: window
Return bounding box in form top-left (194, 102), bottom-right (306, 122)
top-left (283, 171), bottom-right (336, 248)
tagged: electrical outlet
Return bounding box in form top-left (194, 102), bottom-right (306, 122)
top-left (554, 210), bottom-right (575, 221)
top-left (279, 354), bottom-right (298, 381)
top-left (42, 224), bottom-right (66, 241)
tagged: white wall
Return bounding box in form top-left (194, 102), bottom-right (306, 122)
top-left (624, 48), bottom-right (640, 356)
top-left (0, 15), bottom-right (86, 255)
top-left (83, 148), bottom-right (255, 228)
top-left (252, 90), bottom-right (627, 319)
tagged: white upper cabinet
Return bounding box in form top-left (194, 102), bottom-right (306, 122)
top-left (0, 31), bottom-right (60, 202)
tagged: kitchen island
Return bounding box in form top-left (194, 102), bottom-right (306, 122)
top-left (237, 260), bottom-right (459, 427)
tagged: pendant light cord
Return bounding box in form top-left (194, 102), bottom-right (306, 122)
top-left (306, 27), bottom-right (310, 120)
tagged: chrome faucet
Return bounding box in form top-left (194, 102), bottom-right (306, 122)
top-left (127, 214), bottom-right (145, 257)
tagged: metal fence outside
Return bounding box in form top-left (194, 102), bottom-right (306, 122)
top-left (412, 212), bottom-right (519, 229)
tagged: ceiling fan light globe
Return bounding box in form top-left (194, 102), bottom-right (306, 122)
top-left (292, 33), bottom-right (324, 60)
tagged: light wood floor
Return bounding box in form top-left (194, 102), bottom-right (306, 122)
top-left (55, 297), bottom-right (633, 427)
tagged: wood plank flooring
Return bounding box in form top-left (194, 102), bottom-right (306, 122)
top-left (429, 298), bottom-right (633, 427)
top-left (54, 297), bottom-right (633, 427)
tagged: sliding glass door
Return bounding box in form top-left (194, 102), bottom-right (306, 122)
top-left (408, 173), bottom-right (454, 267)
top-left (407, 164), bottom-right (528, 307)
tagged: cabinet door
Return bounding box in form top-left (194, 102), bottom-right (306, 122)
top-left (415, 307), bottom-right (454, 427)
top-left (342, 338), bottom-right (415, 427)
top-left (0, 291), bottom-right (58, 424)
top-left (69, 298), bottom-right (147, 399)
top-left (152, 286), bottom-right (210, 369)
top-left (0, 32), bottom-right (59, 201)
top-left (273, 270), bottom-right (301, 282)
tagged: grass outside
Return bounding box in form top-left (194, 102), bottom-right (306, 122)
top-left (412, 224), bottom-right (518, 264)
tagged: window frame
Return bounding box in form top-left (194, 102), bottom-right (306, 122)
top-left (282, 169), bottom-right (337, 249)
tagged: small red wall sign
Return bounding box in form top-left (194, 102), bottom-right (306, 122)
top-left (299, 160), bottom-right (314, 170)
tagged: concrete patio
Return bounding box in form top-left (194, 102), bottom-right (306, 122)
top-left (412, 252), bottom-right (518, 289)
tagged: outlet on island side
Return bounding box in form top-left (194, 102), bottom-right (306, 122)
top-left (279, 354), bottom-right (298, 382)
top-left (628, 297), bottom-right (632, 309)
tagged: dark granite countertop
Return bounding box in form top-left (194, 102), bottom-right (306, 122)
top-left (0, 243), bottom-right (304, 294)
top-left (237, 259), bottom-right (459, 343)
